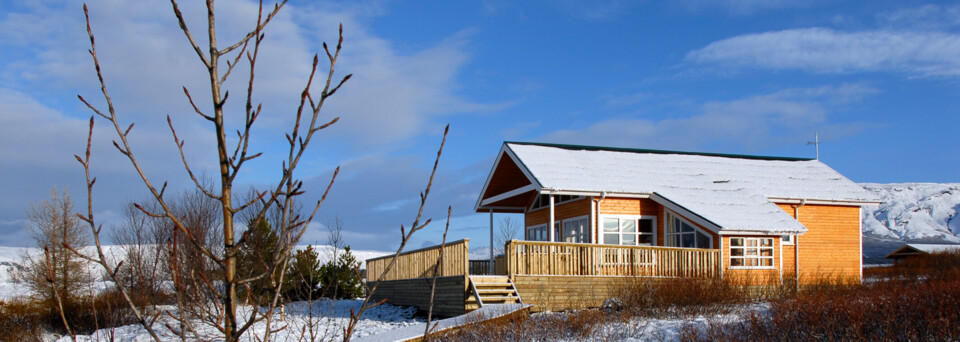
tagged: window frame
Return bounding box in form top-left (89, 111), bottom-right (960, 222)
top-left (558, 215), bottom-right (590, 243)
top-left (598, 215), bottom-right (657, 246)
top-left (781, 234), bottom-right (795, 245)
top-left (729, 237), bottom-right (776, 269)
top-left (528, 194), bottom-right (584, 211)
top-left (525, 224), bottom-right (548, 241)
top-left (664, 211), bottom-right (714, 249)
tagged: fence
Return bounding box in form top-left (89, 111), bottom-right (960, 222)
top-left (505, 240), bottom-right (721, 278)
top-left (366, 239), bottom-right (470, 282)
top-left (468, 255), bottom-right (507, 275)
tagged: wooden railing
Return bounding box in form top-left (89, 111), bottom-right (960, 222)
top-left (468, 255), bottom-right (507, 275)
top-left (505, 240), bottom-right (721, 278)
top-left (366, 239), bottom-right (470, 282)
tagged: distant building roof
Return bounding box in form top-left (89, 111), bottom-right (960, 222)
top-left (885, 243), bottom-right (960, 259)
top-left (477, 142), bottom-right (880, 234)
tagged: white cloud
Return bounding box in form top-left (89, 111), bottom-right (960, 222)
top-left (539, 84), bottom-right (876, 151)
top-left (877, 4), bottom-right (960, 30)
top-left (686, 28), bottom-right (960, 77)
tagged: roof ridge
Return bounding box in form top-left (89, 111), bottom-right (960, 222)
top-left (505, 141), bottom-right (814, 162)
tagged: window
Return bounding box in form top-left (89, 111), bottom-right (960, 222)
top-left (665, 212), bottom-right (712, 249)
top-left (781, 235), bottom-right (794, 245)
top-left (529, 194), bottom-right (583, 211)
top-left (525, 224), bottom-right (547, 241)
top-left (729, 237), bottom-right (774, 267)
top-left (600, 216), bottom-right (655, 246)
top-left (560, 216), bottom-right (590, 243)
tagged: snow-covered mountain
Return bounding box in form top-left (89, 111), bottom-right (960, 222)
top-left (860, 183), bottom-right (960, 261)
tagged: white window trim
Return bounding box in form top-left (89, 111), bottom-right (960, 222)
top-left (664, 210), bottom-right (713, 249)
top-left (598, 214), bottom-right (657, 246)
top-left (729, 237), bottom-right (777, 269)
top-left (781, 234), bottom-right (795, 245)
top-left (524, 223), bottom-right (549, 242)
top-left (558, 215), bottom-right (591, 243)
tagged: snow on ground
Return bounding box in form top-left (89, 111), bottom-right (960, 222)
top-left (59, 299), bottom-right (423, 342)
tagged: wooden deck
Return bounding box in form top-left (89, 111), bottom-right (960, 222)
top-left (505, 240), bottom-right (721, 278)
top-left (366, 240), bottom-right (721, 315)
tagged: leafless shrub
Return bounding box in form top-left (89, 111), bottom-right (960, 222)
top-left (683, 252), bottom-right (960, 341)
top-left (494, 217), bottom-right (520, 256)
top-left (75, 0), bottom-right (350, 339)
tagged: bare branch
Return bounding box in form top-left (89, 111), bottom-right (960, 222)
top-left (169, 0), bottom-right (211, 68)
top-left (167, 116), bottom-right (221, 200)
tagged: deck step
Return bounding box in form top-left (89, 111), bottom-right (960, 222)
top-left (467, 275), bottom-right (523, 312)
top-left (476, 289), bottom-right (517, 294)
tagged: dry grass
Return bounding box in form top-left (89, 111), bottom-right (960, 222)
top-left (0, 289), bottom-right (159, 340)
top-left (433, 308), bottom-right (616, 341)
top-left (0, 299), bottom-right (45, 341)
top-left (617, 276), bottom-right (790, 319)
top-left (683, 252), bottom-right (960, 341)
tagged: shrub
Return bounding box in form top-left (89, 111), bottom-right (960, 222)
top-left (0, 299), bottom-right (44, 341)
top-left (318, 246), bottom-right (365, 299)
top-left (283, 245), bottom-right (324, 302)
top-left (237, 218), bottom-right (282, 303)
top-left (618, 277), bottom-right (756, 318)
top-left (683, 251), bottom-right (960, 341)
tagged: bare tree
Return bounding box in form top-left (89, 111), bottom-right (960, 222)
top-left (111, 202), bottom-right (165, 307)
top-left (327, 216), bottom-right (345, 262)
top-left (343, 125), bottom-right (449, 342)
top-left (75, 0), bottom-right (349, 340)
top-left (19, 188), bottom-right (92, 306)
top-left (495, 217), bottom-right (521, 256)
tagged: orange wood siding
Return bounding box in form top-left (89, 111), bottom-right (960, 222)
top-left (776, 203), bottom-right (861, 284)
top-left (597, 198), bottom-right (665, 245)
top-left (595, 197), bottom-right (720, 248)
top-left (525, 198), bottom-right (592, 226)
top-left (721, 235), bottom-right (782, 285)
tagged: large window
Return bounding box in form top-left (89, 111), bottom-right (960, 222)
top-left (665, 212), bottom-right (712, 249)
top-left (729, 237), bottom-right (774, 267)
top-left (525, 223), bottom-right (550, 241)
top-left (601, 216), bottom-right (655, 246)
top-left (559, 216), bottom-right (590, 243)
top-left (526, 217), bottom-right (589, 243)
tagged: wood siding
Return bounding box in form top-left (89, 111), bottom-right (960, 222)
top-left (513, 275), bottom-right (630, 312)
top-left (597, 197), bottom-right (719, 249)
top-left (368, 275), bottom-right (467, 317)
top-left (776, 203), bottom-right (861, 283)
top-left (366, 239), bottom-right (469, 282)
top-left (721, 235), bottom-right (782, 285)
top-left (597, 198), bottom-right (664, 245)
top-left (525, 197), bottom-right (592, 227)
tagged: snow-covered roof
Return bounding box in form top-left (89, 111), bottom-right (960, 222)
top-left (885, 243), bottom-right (960, 259)
top-left (491, 142), bottom-right (879, 234)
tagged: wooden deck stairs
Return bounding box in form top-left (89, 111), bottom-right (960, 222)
top-left (466, 275), bottom-right (523, 312)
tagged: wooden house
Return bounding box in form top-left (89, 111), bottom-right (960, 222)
top-left (367, 142), bottom-right (880, 315)
top-left (885, 243), bottom-right (960, 260)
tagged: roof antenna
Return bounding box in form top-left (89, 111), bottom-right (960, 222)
top-left (807, 132), bottom-right (820, 160)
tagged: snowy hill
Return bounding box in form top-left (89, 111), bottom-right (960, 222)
top-left (861, 183), bottom-right (960, 261)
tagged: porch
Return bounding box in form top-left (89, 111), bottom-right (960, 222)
top-left (365, 239), bottom-right (721, 315)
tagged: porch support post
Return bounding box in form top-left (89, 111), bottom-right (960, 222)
top-left (489, 209), bottom-right (495, 275)
top-left (548, 195), bottom-right (556, 242)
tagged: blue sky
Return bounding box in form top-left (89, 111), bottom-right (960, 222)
top-left (1, 0), bottom-right (958, 251)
